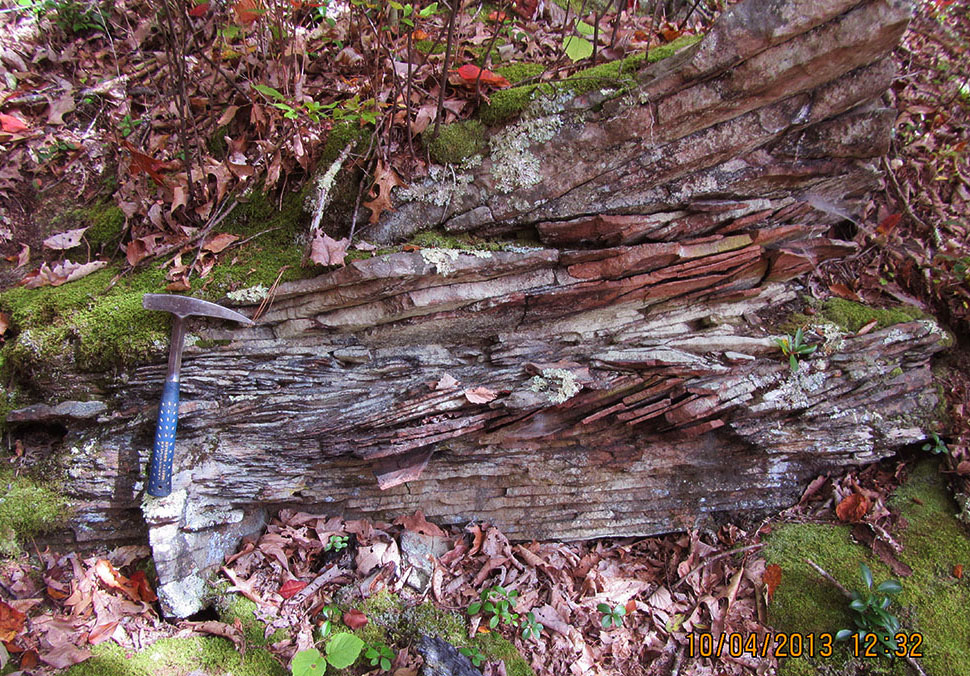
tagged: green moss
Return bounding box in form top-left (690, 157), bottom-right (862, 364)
top-left (480, 35), bottom-right (701, 125)
top-left (889, 366), bottom-right (904, 377)
top-left (208, 124), bottom-right (230, 159)
top-left (216, 589), bottom-right (277, 646)
top-left (425, 120), bottom-right (488, 165)
top-left (408, 230), bottom-right (505, 251)
top-left (495, 62), bottom-right (545, 84)
top-left (416, 39), bottom-right (446, 54)
top-left (63, 636), bottom-right (285, 676)
top-left (51, 201), bottom-right (126, 252)
top-left (0, 468), bottom-right (70, 557)
top-left (766, 461), bottom-right (970, 675)
top-left (817, 298), bottom-right (927, 333)
top-left (0, 265), bottom-right (169, 379)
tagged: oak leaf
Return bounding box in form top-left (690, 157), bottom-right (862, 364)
top-left (0, 601), bottom-right (25, 642)
top-left (309, 232), bottom-right (349, 267)
top-left (43, 227), bottom-right (87, 250)
top-left (363, 161), bottom-right (405, 225)
top-left (203, 233), bottom-right (239, 254)
top-left (21, 260), bottom-right (106, 289)
top-left (395, 510), bottom-right (446, 537)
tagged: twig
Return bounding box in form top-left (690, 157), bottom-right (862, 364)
top-left (474, 5), bottom-right (509, 104)
top-left (672, 542), bottom-right (765, 590)
top-left (290, 565), bottom-right (346, 604)
top-left (309, 142), bottom-right (355, 234)
top-left (159, 0), bottom-right (199, 210)
top-left (252, 265), bottom-right (288, 323)
top-left (431, 0), bottom-right (460, 141)
top-left (881, 156), bottom-right (941, 247)
top-left (349, 134), bottom-right (377, 242)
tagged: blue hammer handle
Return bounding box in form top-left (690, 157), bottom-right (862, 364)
top-left (147, 379), bottom-right (180, 497)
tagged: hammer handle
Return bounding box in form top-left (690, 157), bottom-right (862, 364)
top-left (147, 379), bottom-right (180, 497)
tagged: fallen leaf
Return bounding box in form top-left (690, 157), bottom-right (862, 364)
top-left (828, 283), bottom-right (860, 302)
top-left (128, 570), bottom-right (157, 603)
top-left (203, 233), bottom-right (239, 254)
top-left (0, 113), bottom-right (27, 133)
top-left (455, 64), bottom-right (511, 88)
top-left (39, 643), bottom-right (90, 669)
top-left (464, 386), bottom-right (497, 404)
top-left (47, 95), bottom-right (76, 126)
top-left (122, 140), bottom-right (170, 187)
top-left (954, 564), bottom-right (963, 579)
top-left (21, 260), bottom-right (107, 289)
top-left (94, 560), bottom-right (141, 603)
top-left (16, 244), bottom-right (29, 268)
top-left (875, 212), bottom-right (902, 236)
top-left (762, 564), bottom-right (782, 601)
top-left (856, 319), bottom-right (878, 336)
top-left (87, 621), bottom-right (119, 645)
top-left (0, 312), bottom-right (8, 337)
top-left (395, 510), bottom-right (446, 537)
top-left (234, 0), bottom-right (262, 24)
top-left (435, 373), bottom-right (459, 390)
top-left (309, 232), bottom-right (349, 267)
top-left (166, 276), bottom-right (191, 292)
top-left (20, 649), bottom-right (38, 669)
top-left (836, 493), bottom-right (870, 522)
top-left (279, 579), bottom-right (307, 599)
top-left (43, 227), bottom-right (88, 250)
top-left (186, 620), bottom-right (246, 653)
top-left (126, 235), bottom-right (161, 266)
top-left (0, 601), bottom-right (25, 641)
top-left (189, 2), bottom-right (210, 17)
top-left (342, 609), bottom-right (368, 630)
top-left (363, 160), bottom-right (405, 225)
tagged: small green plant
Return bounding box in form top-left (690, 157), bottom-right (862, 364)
top-left (835, 562), bottom-right (903, 653)
top-left (775, 327), bottom-right (817, 372)
top-left (291, 632), bottom-right (365, 676)
top-left (118, 114), bottom-right (144, 138)
top-left (467, 585), bottom-right (520, 629)
top-left (597, 602), bottom-right (626, 629)
top-left (459, 645), bottom-right (486, 667)
top-left (324, 534), bottom-right (348, 552)
top-left (922, 432), bottom-right (949, 455)
top-left (520, 611), bottom-right (544, 640)
top-left (315, 604), bottom-right (339, 639)
top-left (364, 642), bottom-right (394, 671)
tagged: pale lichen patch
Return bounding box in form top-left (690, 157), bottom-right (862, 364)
top-left (527, 368), bottom-right (582, 404)
top-left (489, 113), bottom-right (563, 193)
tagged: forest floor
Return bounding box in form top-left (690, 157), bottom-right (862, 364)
top-left (0, 0), bottom-right (969, 675)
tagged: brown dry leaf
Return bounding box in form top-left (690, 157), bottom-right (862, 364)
top-left (47, 94), bottom-right (76, 125)
top-left (21, 260), bottom-right (107, 289)
top-left (464, 387), bottom-right (497, 404)
top-left (39, 643), bottom-right (91, 669)
top-left (467, 524), bottom-right (484, 556)
top-left (126, 234), bottom-right (161, 266)
top-left (43, 227), bottom-right (87, 250)
top-left (954, 564), bottom-right (963, 579)
top-left (0, 600), bottom-right (26, 641)
top-left (93, 560), bottom-right (141, 603)
top-left (0, 312), bottom-right (9, 337)
top-left (87, 620), bottom-right (119, 645)
top-left (233, 0), bottom-right (262, 24)
top-left (310, 232), bottom-right (349, 267)
top-left (279, 579), bottom-right (307, 599)
top-left (828, 283), bottom-right (861, 302)
top-left (395, 510), bottom-right (446, 537)
top-left (342, 609), bottom-right (368, 630)
top-left (363, 161), bottom-right (405, 224)
top-left (411, 104), bottom-right (436, 134)
top-left (836, 493), bottom-right (870, 522)
top-left (762, 564), bottom-right (782, 601)
top-left (435, 373), bottom-right (459, 390)
top-left (203, 233), bottom-right (239, 254)
top-left (128, 570), bottom-right (157, 603)
top-left (187, 620), bottom-right (246, 654)
top-left (16, 244), bottom-right (30, 268)
top-left (166, 276), bottom-right (191, 292)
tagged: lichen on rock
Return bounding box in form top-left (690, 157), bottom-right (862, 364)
top-left (527, 368), bottom-right (582, 405)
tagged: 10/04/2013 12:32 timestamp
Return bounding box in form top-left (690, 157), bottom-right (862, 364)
top-left (687, 633), bottom-right (925, 659)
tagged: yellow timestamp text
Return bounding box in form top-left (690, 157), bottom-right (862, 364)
top-left (686, 632), bottom-right (925, 659)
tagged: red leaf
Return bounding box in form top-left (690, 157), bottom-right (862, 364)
top-left (836, 493), bottom-right (870, 523)
top-left (954, 564), bottom-right (964, 579)
top-left (279, 579), bottom-right (307, 599)
top-left (0, 113), bottom-right (28, 133)
top-left (342, 608), bottom-right (369, 630)
top-left (876, 212), bottom-right (902, 236)
top-left (762, 564), bottom-right (782, 601)
top-left (20, 650), bottom-right (39, 669)
top-left (188, 2), bottom-right (210, 16)
top-left (455, 64), bottom-right (510, 89)
top-left (129, 570), bottom-right (157, 602)
top-left (122, 140), bottom-right (171, 187)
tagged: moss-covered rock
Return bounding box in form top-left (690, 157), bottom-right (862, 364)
top-left (0, 468), bottom-right (70, 557)
top-left (765, 460), bottom-right (970, 675)
top-left (62, 636), bottom-right (285, 676)
top-left (425, 119), bottom-right (488, 165)
top-left (480, 35), bottom-right (702, 126)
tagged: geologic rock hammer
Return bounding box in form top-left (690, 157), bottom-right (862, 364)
top-left (142, 294), bottom-right (254, 497)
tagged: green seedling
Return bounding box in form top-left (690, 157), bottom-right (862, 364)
top-left (597, 602), bottom-right (626, 629)
top-left (922, 432), bottom-right (949, 455)
top-left (315, 604), bottom-right (339, 639)
top-left (291, 632), bottom-right (365, 675)
top-left (324, 534), bottom-right (349, 552)
top-left (835, 562), bottom-right (903, 653)
top-left (520, 611), bottom-right (544, 640)
top-left (459, 645), bottom-right (486, 667)
top-left (775, 327), bottom-right (817, 372)
top-left (467, 585), bottom-right (520, 629)
top-left (364, 642), bottom-right (394, 671)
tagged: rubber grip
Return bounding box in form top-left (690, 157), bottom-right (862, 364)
top-left (147, 379), bottom-right (180, 497)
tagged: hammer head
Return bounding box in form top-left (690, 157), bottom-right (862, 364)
top-left (143, 294), bottom-right (254, 325)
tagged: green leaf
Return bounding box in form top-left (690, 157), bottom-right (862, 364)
top-left (467, 602), bottom-right (481, 615)
top-left (563, 36), bottom-right (593, 62)
top-left (325, 633), bottom-right (365, 670)
top-left (575, 20), bottom-right (595, 35)
top-left (835, 629), bottom-right (853, 641)
top-left (876, 579), bottom-right (902, 595)
top-left (419, 2), bottom-right (437, 16)
top-left (601, 615), bottom-right (611, 628)
top-left (253, 84), bottom-right (286, 101)
top-left (615, 605), bottom-right (626, 616)
top-left (489, 615), bottom-right (499, 628)
top-left (381, 657), bottom-right (391, 670)
top-left (292, 649), bottom-right (327, 676)
top-left (849, 598), bottom-right (867, 612)
top-left (596, 603), bottom-right (610, 614)
top-left (790, 354), bottom-right (799, 372)
top-left (860, 562), bottom-right (873, 590)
